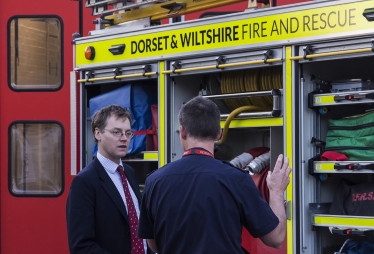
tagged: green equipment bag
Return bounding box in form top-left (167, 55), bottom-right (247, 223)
top-left (325, 110), bottom-right (374, 161)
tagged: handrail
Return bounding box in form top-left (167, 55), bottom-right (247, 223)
top-left (290, 48), bottom-right (372, 61)
top-left (77, 72), bottom-right (157, 83)
top-left (204, 90), bottom-right (280, 100)
top-left (206, 89), bottom-right (282, 145)
top-left (162, 58), bottom-right (282, 74)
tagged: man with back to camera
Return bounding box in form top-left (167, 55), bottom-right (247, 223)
top-left (66, 104), bottom-right (152, 254)
top-left (138, 96), bottom-right (292, 254)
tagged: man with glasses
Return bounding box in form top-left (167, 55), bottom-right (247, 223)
top-left (66, 104), bottom-right (151, 254)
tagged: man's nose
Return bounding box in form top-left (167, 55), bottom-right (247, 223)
top-left (119, 133), bottom-right (128, 140)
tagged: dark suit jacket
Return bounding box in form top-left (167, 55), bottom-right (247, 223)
top-left (66, 158), bottom-right (151, 254)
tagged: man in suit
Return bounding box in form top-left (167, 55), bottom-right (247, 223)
top-left (66, 104), bottom-right (149, 254)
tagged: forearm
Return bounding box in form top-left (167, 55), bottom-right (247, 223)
top-left (267, 192), bottom-right (286, 247)
top-left (261, 154), bottom-right (291, 248)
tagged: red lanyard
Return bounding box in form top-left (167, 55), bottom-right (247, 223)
top-left (182, 148), bottom-right (214, 158)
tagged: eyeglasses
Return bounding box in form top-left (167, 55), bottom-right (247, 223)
top-left (104, 129), bottom-right (134, 139)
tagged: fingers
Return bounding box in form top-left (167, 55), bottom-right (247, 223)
top-left (282, 156), bottom-right (289, 170)
top-left (280, 157), bottom-right (292, 180)
top-left (273, 154), bottom-right (289, 172)
top-left (273, 154), bottom-right (284, 172)
top-left (269, 154), bottom-right (293, 176)
top-left (272, 154), bottom-right (292, 178)
top-left (267, 154), bottom-right (292, 193)
top-left (267, 170), bottom-right (272, 178)
top-left (286, 165), bottom-right (292, 175)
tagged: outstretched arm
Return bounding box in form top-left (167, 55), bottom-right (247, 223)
top-left (260, 154), bottom-right (291, 248)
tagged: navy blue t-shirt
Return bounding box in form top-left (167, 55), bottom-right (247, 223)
top-left (138, 152), bottom-right (279, 254)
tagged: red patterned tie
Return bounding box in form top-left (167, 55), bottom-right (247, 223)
top-left (117, 166), bottom-right (145, 254)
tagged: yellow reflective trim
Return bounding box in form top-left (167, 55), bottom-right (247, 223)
top-left (162, 58), bottom-right (283, 74)
top-left (290, 47), bottom-right (373, 60)
top-left (314, 162), bottom-right (335, 172)
top-left (77, 72), bottom-right (157, 83)
top-left (314, 95), bottom-right (335, 105)
top-left (143, 152), bottom-right (158, 161)
top-left (314, 215), bottom-right (374, 228)
top-left (219, 118), bottom-right (283, 128)
top-left (285, 46), bottom-right (293, 254)
top-left (159, 61), bottom-right (166, 167)
top-left (75, 1), bottom-right (373, 66)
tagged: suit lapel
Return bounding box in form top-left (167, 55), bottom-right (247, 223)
top-left (94, 158), bottom-right (129, 223)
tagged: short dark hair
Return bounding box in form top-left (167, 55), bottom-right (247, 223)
top-left (178, 96), bottom-right (221, 141)
top-left (91, 104), bottom-right (132, 142)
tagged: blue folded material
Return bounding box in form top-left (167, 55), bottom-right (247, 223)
top-left (89, 84), bottom-right (157, 156)
top-left (337, 239), bottom-right (374, 254)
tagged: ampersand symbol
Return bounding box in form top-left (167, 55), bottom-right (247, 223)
top-left (171, 35), bottom-right (178, 49)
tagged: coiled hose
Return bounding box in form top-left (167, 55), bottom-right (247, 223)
top-left (217, 66), bottom-right (282, 145)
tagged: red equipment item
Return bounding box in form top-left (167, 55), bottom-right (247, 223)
top-left (320, 151), bottom-right (349, 161)
top-left (140, 104), bottom-right (158, 151)
top-left (149, 104), bottom-right (158, 151)
top-left (241, 147), bottom-right (287, 254)
top-left (246, 147), bottom-right (271, 202)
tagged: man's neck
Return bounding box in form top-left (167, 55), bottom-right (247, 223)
top-left (185, 141), bottom-right (215, 154)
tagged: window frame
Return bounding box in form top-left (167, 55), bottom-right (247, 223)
top-left (8, 120), bottom-right (65, 197)
top-left (7, 15), bottom-right (64, 92)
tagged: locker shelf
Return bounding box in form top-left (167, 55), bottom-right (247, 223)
top-left (309, 90), bottom-right (374, 108)
top-left (220, 117), bottom-right (283, 128)
top-left (312, 214), bottom-right (374, 230)
top-left (123, 151), bottom-right (158, 161)
top-left (142, 152), bottom-right (158, 161)
top-left (310, 203), bottom-right (374, 232)
top-left (312, 161), bottom-right (374, 173)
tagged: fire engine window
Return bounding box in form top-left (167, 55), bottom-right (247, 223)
top-left (9, 122), bottom-right (63, 196)
top-left (8, 17), bottom-right (62, 90)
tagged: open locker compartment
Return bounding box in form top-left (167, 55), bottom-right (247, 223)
top-left (297, 39), bottom-right (374, 253)
top-left (168, 57), bottom-right (285, 177)
top-left (167, 61), bottom-right (289, 253)
top-left (80, 63), bottom-right (159, 187)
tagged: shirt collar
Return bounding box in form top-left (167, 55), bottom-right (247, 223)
top-left (96, 151), bottom-right (123, 174)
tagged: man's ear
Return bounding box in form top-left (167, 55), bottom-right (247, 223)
top-left (94, 128), bottom-right (101, 141)
top-left (216, 128), bottom-right (223, 141)
top-left (180, 125), bottom-right (187, 140)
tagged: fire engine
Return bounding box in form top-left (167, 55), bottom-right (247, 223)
top-left (2, 0), bottom-right (374, 253)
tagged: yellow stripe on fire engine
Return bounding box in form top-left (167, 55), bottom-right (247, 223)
top-left (220, 118), bottom-right (283, 128)
top-left (75, 1), bottom-right (374, 67)
top-left (314, 215), bottom-right (374, 228)
top-left (285, 46), bottom-right (293, 254)
top-left (313, 95), bottom-right (336, 105)
top-left (158, 61), bottom-right (166, 167)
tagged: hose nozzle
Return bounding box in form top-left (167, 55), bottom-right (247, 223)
top-left (247, 151), bottom-right (271, 174)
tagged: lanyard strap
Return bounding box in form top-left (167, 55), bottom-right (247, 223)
top-left (182, 148), bottom-right (214, 158)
